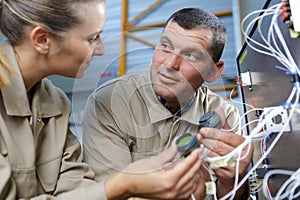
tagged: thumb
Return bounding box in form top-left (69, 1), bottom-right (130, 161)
top-left (214, 107), bottom-right (231, 130)
top-left (156, 141), bottom-right (178, 165)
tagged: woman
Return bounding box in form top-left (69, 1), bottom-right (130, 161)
top-left (0, 0), bottom-right (203, 199)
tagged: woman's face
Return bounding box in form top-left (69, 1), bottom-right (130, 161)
top-left (49, 1), bottom-right (106, 78)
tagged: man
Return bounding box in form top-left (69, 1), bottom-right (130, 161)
top-left (83, 7), bottom-right (253, 199)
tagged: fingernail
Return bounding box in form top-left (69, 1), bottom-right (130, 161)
top-left (200, 127), bottom-right (208, 136)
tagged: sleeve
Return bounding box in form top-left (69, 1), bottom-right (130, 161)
top-left (0, 153), bottom-right (17, 199)
top-left (34, 131), bottom-right (108, 200)
top-left (31, 181), bottom-right (107, 200)
top-left (1, 132), bottom-right (108, 200)
top-left (82, 93), bottom-right (133, 182)
top-left (0, 125), bottom-right (17, 199)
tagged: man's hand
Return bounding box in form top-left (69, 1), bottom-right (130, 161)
top-left (198, 108), bottom-right (253, 199)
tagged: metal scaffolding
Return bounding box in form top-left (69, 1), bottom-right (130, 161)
top-left (119, 0), bottom-right (237, 98)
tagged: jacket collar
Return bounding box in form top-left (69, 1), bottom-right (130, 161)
top-left (1, 41), bottom-right (61, 118)
top-left (142, 67), bottom-right (205, 126)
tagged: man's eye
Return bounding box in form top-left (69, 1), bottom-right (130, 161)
top-left (184, 53), bottom-right (197, 61)
top-left (161, 43), bottom-right (170, 50)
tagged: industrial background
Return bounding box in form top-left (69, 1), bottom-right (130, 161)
top-left (0, 0), bottom-right (264, 136)
top-left (46, 0), bottom-right (263, 136)
top-left (1, 1), bottom-right (300, 200)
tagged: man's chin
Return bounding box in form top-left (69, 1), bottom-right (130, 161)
top-left (153, 86), bottom-right (176, 98)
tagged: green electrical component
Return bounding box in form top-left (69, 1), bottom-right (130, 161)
top-left (175, 111), bottom-right (221, 158)
top-left (176, 132), bottom-right (199, 157)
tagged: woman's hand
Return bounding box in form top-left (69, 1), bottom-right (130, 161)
top-left (105, 142), bottom-right (204, 200)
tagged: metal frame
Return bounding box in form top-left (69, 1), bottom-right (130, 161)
top-left (119, 0), bottom-right (233, 76)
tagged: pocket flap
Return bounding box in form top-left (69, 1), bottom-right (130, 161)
top-left (36, 157), bottom-right (61, 192)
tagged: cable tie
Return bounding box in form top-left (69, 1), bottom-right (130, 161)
top-left (291, 73), bottom-right (300, 83)
top-left (275, 65), bottom-right (291, 74)
top-left (275, 66), bottom-right (300, 82)
top-left (255, 109), bottom-right (264, 117)
top-left (205, 181), bottom-right (217, 195)
top-left (208, 155), bottom-right (236, 169)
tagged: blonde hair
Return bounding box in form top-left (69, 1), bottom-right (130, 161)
top-left (0, 0), bottom-right (103, 46)
top-left (0, 0), bottom-right (104, 87)
top-left (0, 48), bottom-right (13, 88)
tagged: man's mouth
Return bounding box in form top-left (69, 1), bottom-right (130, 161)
top-left (158, 71), bottom-right (178, 84)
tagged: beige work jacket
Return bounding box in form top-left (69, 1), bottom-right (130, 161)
top-left (83, 70), bottom-right (241, 181)
top-left (0, 41), bottom-right (107, 199)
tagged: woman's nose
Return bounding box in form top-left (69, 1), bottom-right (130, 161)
top-left (94, 42), bottom-right (105, 56)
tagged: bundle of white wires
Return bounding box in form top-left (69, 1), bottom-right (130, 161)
top-left (263, 168), bottom-right (300, 199)
top-left (204, 3), bottom-right (300, 200)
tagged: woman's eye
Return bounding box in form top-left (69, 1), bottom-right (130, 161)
top-left (89, 34), bottom-right (100, 44)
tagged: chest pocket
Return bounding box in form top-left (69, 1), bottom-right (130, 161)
top-left (36, 156), bottom-right (61, 193)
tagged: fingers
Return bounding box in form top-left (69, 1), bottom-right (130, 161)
top-left (199, 127), bottom-right (244, 148)
top-left (169, 148), bottom-right (202, 176)
top-left (156, 142), bottom-right (178, 165)
top-left (176, 150), bottom-right (205, 197)
top-left (155, 149), bottom-right (203, 199)
top-left (200, 138), bottom-right (235, 157)
top-left (175, 172), bottom-right (201, 199)
top-left (213, 107), bottom-right (234, 130)
top-left (213, 107), bottom-right (228, 129)
top-left (192, 176), bottom-right (207, 200)
top-left (199, 128), bottom-right (237, 157)
top-left (168, 149), bottom-right (202, 182)
top-left (175, 152), bottom-right (202, 184)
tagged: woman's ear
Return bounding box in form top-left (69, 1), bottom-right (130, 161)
top-left (30, 26), bottom-right (50, 54)
top-left (206, 61), bottom-right (224, 83)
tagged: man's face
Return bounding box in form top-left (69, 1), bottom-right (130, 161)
top-left (151, 21), bottom-right (219, 104)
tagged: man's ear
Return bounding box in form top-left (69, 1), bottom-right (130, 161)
top-left (206, 61), bottom-right (224, 83)
top-left (30, 26), bottom-right (50, 54)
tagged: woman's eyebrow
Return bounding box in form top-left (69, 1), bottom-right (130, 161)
top-left (87, 30), bottom-right (103, 38)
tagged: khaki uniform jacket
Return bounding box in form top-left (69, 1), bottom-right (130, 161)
top-left (0, 41), bottom-right (107, 199)
top-left (83, 70), bottom-right (241, 182)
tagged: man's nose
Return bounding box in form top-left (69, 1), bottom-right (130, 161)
top-left (164, 52), bottom-right (180, 70)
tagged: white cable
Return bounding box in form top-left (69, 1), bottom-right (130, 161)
top-left (203, 2), bottom-right (300, 199)
top-left (224, 108), bottom-right (263, 133)
top-left (217, 83), bottom-right (300, 199)
top-left (275, 168), bottom-right (300, 200)
top-left (241, 3), bottom-right (298, 73)
top-left (191, 194), bottom-right (196, 200)
top-left (202, 164), bottom-right (218, 200)
top-left (241, 5), bottom-right (281, 57)
top-left (262, 168), bottom-right (300, 200)
top-left (242, 86), bottom-right (299, 197)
